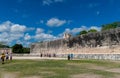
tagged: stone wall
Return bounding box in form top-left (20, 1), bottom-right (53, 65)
top-left (30, 28), bottom-right (120, 60)
top-left (57, 54), bottom-right (120, 60)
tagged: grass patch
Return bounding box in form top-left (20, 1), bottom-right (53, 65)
top-left (0, 59), bottom-right (120, 78)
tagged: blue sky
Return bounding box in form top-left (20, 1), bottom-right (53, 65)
top-left (0, 0), bottom-right (120, 47)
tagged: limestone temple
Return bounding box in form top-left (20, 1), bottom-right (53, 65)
top-left (30, 28), bottom-right (120, 60)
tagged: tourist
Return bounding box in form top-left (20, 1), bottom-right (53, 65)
top-left (1, 53), bottom-right (5, 64)
top-left (40, 53), bottom-right (43, 57)
top-left (68, 54), bottom-right (70, 60)
top-left (53, 53), bottom-right (56, 57)
top-left (70, 54), bottom-right (74, 60)
top-left (9, 53), bottom-right (12, 61)
top-left (5, 52), bottom-right (9, 61)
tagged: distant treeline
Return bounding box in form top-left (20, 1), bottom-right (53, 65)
top-left (0, 43), bottom-right (30, 54)
top-left (78, 22), bottom-right (120, 35)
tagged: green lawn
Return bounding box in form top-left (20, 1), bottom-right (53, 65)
top-left (0, 59), bottom-right (120, 78)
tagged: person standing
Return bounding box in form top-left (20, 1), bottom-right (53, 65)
top-left (9, 53), bottom-right (12, 61)
top-left (70, 53), bottom-right (74, 60)
top-left (1, 53), bottom-right (5, 64)
top-left (5, 52), bottom-right (9, 61)
top-left (68, 54), bottom-right (70, 60)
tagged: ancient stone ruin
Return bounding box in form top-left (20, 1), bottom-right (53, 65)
top-left (30, 27), bottom-right (120, 60)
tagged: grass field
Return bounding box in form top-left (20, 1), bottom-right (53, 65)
top-left (0, 59), bottom-right (120, 78)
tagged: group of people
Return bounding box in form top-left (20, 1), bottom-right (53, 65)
top-left (1, 52), bottom-right (12, 64)
top-left (40, 53), bottom-right (56, 57)
top-left (68, 54), bottom-right (74, 60)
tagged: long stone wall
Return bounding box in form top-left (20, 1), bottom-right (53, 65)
top-left (57, 54), bottom-right (120, 60)
top-left (30, 28), bottom-right (120, 60)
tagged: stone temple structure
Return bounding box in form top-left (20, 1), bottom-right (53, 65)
top-left (30, 28), bottom-right (120, 60)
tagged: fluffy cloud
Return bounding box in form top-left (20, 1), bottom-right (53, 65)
top-left (61, 26), bottom-right (101, 36)
top-left (34, 28), bottom-right (57, 41)
top-left (0, 21), bottom-right (27, 45)
top-left (0, 21), bottom-right (102, 47)
top-left (0, 21), bottom-right (26, 33)
top-left (34, 33), bottom-right (56, 41)
top-left (11, 24), bottom-right (26, 33)
top-left (0, 21), bottom-right (11, 32)
top-left (0, 21), bottom-right (58, 46)
top-left (46, 18), bottom-right (66, 27)
top-left (64, 26), bottom-right (87, 34)
top-left (43, 0), bottom-right (64, 5)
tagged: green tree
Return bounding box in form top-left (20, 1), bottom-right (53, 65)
top-left (88, 29), bottom-right (98, 33)
top-left (101, 22), bottom-right (120, 31)
top-left (12, 44), bottom-right (23, 53)
top-left (79, 30), bottom-right (88, 35)
top-left (23, 47), bottom-right (30, 53)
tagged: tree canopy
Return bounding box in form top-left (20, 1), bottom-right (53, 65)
top-left (101, 22), bottom-right (120, 31)
top-left (88, 29), bottom-right (98, 33)
top-left (12, 44), bottom-right (30, 54)
top-left (12, 44), bottom-right (23, 53)
top-left (79, 30), bottom-right (88, 35)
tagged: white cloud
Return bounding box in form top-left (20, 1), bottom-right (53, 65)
top-left (0, 21), bottom-right (28, 45)
top-left (24, 33), bottom-right (31, 41)
top-left (0, 20), bottom-right (102, 47)
top-left (0, 32), bottom-right (10, 43)
top-left (11, 24), bottom-right (26, 33)
top-left (10, 33), bottom-right (24, 40)
top-left (60, 26), bottom-right (101, 36)
top-left (36, 28), bottom-right (44, 34)
top-left (34, 33), bottom-right (56, 41)
top-left (0, 21), bottom-right (58, 46)
top-left (64, 26), bottom-right (86, 35)
top-left (43, 0), bottom-right (64, 5)
top-left (0, 21), bottom-right (11, 32)
top-left (34, 27), bottom-right (57, 41)
top-left (58, 26), bottom-right (88, 37)
top-left (89, 26), bottom-right (101, 31)
top-left (46, 18), bottom-right (66, 27)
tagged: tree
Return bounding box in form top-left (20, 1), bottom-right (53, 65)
top-left (101, 22), bottom-right (120, 31)
top-left (79, 30), bottom-right (88, 35)
top-left (12, 44), bottom-right (23, 53)
top-left (88, 29), bottom-right (98, 33)
top-left (23, 47), bottom-right (30, 53)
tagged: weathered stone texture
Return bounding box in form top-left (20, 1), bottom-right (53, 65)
top-left (30, 28), bottom-right (120, 60)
